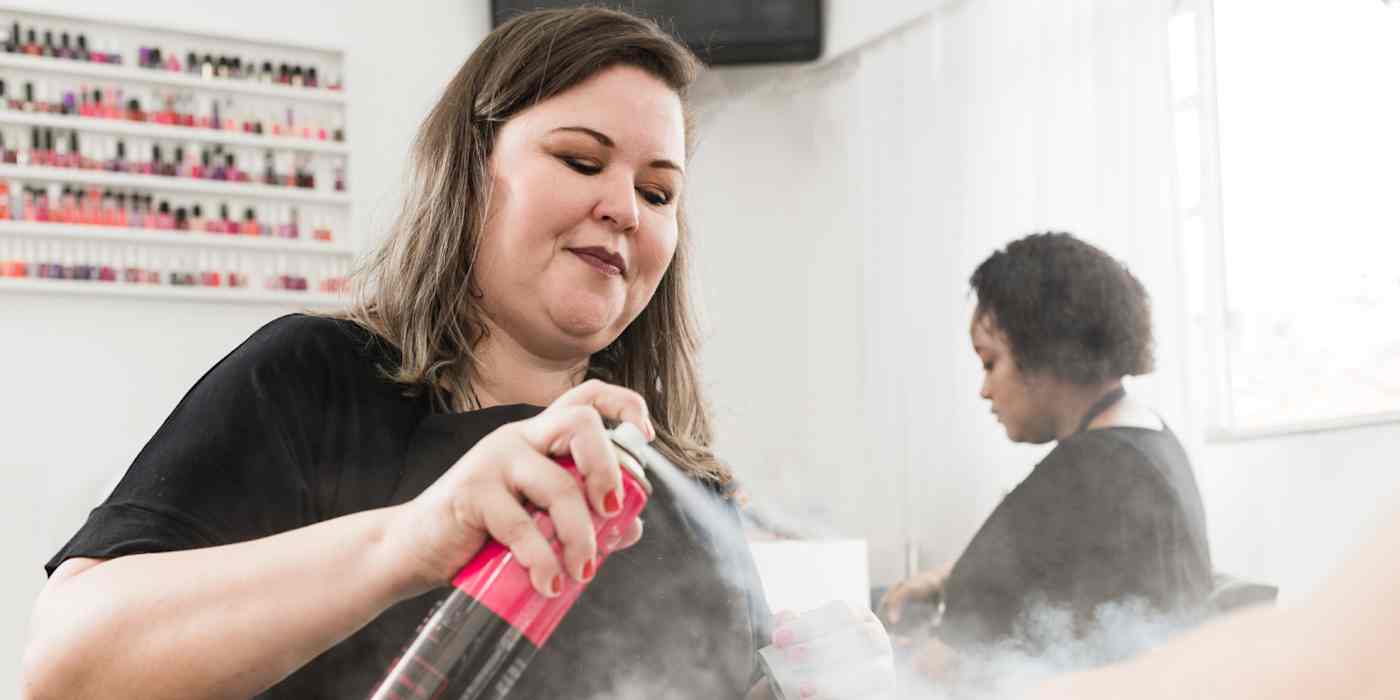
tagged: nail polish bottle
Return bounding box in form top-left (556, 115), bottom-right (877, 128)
top-left (108, 139), bottom-right (124, 172)
top-left (210, 148), bottom-right (226, 181)
top-left (114, 192), bottom-right (128, 227)
top-left (100, 189), bottom-right (117, 226)
top-left (128, 194), bottom-right (144, 228)
top-left (19, 186), bottom-right (34, 222)
top-left (157, 201), bottom-right (173, 230)
top-left (240, 207), bottom-right (259, 236)
top-left (59, 32), bottom-right (74, 60)
top-left (49, 130), bottom-right (68, 169)
top-left (174, 206), bottom-right (188, 231)
top-left (169, 146), bottom-right (184, 178)
top-left (179, 93), bottom-right (195, 127)
top-left (20, 81), bottom-right (34, 112)
top-left (17, 127), bottom-right (34, 166)
top-left (262, 150), bottom-right (277, 186)
top-left (75, 34), bottom-right (89, 62)
top-left (67, 131), bottom-right (82, 169)
top-left (34, 185), bottom-right (51, 222)
top-left (55, 186), bottom-right (73, 224)
top-left (71, 188), bottom-right (88, 225)
top-left (23, 29), bottom-right (39, 56)
top-left (43, 30), bottom-right (57, 58)
top-left (99, 249), bottom-right (118, 282)
top-left (121, 246), bottom-right (138, 283)
top-left (31, 127), bottom-right (48, 167)
top-left (4, 22), bottom-right (18, 54)
top-left (294, 154), bottom-right (312, 189)
top-left (227, 152), bottom-right (244, 182)
top-left (200, 252), bottom-right (221, 287)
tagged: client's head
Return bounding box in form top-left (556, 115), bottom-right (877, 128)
top-left (968, 232), bottom-right (1154, 443)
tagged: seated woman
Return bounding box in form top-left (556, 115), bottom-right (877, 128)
top-left (881, 232), bottom-right (1213, 678)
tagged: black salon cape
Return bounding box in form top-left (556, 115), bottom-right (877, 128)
top-left (938, 426), bottom-right (1213, 656)
top-left (47, 314), bottom-right (771, 699)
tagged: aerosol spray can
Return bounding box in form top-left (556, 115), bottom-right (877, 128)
top-left (368, 423), bottom-right (656, 700)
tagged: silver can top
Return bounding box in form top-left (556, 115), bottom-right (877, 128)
top-left (607, 422), bottom-right (657, 494)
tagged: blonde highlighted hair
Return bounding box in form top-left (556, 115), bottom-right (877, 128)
top-left (339, 7), bottom-right (728, 484)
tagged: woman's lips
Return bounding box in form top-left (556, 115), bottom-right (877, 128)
top-left (568, 247), bottom-right (625, 276)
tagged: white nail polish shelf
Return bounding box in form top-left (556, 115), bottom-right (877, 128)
top-left (0, 6), bottom-right (353, 306)
top-left (0, 111), bottom-right (351, 155)
top-left (0, 276), bottom-right (346, 307)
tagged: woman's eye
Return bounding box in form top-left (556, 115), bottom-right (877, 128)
top-left (639, 188), bottom-right (672, 206)
top-left (983, 362), bottom-right (994, 371)
top-left (560, 156), bottom-right (601, 175)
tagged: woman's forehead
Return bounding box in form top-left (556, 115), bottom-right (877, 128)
top-left (511, 66), bottom-right (686, 161)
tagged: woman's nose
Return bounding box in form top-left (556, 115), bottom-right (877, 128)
top-left (592, 176), bottom-right (639, 233)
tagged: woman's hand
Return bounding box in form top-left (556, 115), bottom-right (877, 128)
top-left (756, 601), bottom-right (896, 699)
top-left (387, 379), bottom-right (655, 598)
top-left (878, 560), bottom-right (954, 630)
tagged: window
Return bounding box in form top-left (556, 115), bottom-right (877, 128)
top-left (1171, 0), bottom-right (1400, 437)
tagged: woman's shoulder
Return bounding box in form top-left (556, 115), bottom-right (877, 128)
top-left (210, 314), bottom-right (404, 403)
top-left (1030, 429), bottom-right (1178, 491)
top-left (243, 313), bottom-right (373, 353)
top-left (236, 314), bottom-right (391, 373)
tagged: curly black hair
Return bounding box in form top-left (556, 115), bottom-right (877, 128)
top-left (969, 232), bottom-right (1154, 385)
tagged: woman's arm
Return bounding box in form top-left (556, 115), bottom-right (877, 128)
top-left (24, 380), bottom-right (654, 700)
top-left (23, 506), bottom-right (414, 700)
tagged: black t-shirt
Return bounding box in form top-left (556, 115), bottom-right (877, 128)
top-left (47, 314), bottom-right (771, 699)
top-left (938, 426), bottom-right (1213, 655)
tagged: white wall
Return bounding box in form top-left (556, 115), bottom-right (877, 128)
top-left (0, 0), bottom-right (490, 693)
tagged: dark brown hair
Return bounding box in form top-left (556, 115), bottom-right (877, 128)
top-left (970, 232), bottom-right (1155, 385)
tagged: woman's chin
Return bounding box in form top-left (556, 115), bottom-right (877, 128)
top-left (549, 300), bottom-right (626, 344)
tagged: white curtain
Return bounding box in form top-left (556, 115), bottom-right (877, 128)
top-left (862, 0), bottom-right (1190, 570)
top-left (689, 0), bottom-right (1186, 582)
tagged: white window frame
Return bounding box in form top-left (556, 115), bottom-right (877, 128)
top-left (1172, 0), bottom-right (1400, 441)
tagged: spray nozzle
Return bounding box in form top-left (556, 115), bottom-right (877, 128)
top-left (606, 422), bottom-right (658, 495)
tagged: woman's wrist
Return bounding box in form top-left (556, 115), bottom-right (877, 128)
top-left (368, 503), bottom-right (447, 603)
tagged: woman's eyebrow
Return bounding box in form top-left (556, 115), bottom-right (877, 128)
top-left (550, 126), bottom-right (684, 174)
